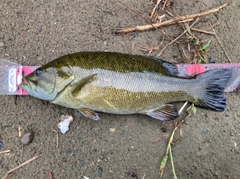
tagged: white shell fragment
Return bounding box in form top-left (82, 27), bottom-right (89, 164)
top-left (110, 128), bottom-right (116, 133)
top-left (58, 115), bottom-right (74, 134)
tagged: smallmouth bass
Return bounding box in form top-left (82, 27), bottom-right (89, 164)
top-left (20, 52), bottom-right (232, 121)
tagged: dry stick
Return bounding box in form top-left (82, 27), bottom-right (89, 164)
top-left (156, 18), bottom-right (199, 57)
top-left (191, 28), bottom-right (215, 35)
top-left (18, 126), bottom-right (22, 137)
top-left (150, 0), bottom-right (162, 20)
top-left (0, 150), bottom-right (11, 155)
top-left (178, 102), bottom-right (188, 115)
top-left (178, 44), bottom-right (190, 62)
top-left (116, 0), bottom-right (171, 41)
top-left (2, 156), bottom-right (39, 179)
top-left (113, 2), bottom-right (230, 34)
top-left (162, 0), bottom-right (168, 11)
top-left (211, 27), bottom-right (232, 63)
top-left (21, 145), bottom-right (24, 164)
top-left (53, 130), bottom-right (59, 148)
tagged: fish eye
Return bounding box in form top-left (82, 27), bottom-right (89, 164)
top-left (36, 69), bottom-right (42, 76)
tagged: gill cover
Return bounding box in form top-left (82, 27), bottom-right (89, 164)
top-left (20, 66), bottom-right (74, 101)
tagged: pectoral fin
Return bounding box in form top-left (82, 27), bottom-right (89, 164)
top-left (144, 104), bottom-right (178, 121)
top-left (78, 108), bottom-right (100, 120)
top-left (71, 74), bottom-right (97, 97)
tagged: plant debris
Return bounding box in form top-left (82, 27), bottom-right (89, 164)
top-left (150, 0), bottom-right (174, 22)
top-left (2, 156), bottom-right (39, 179)
top-left (113, 2), bottom-right (229, 34)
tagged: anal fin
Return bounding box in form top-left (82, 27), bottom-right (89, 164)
top-left (144, 104), bottom-right (178, 121)
top-left (78, 108), bottom-right (100, 120)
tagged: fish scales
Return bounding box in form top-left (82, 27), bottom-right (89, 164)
top-left (20, 52), bottom-right (232, 121)
top-left (53, 69), bottom-right (195, 113)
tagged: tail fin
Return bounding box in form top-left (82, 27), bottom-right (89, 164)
top-left (195, 68), bottom-right (232, 112)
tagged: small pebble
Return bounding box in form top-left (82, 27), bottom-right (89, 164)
top-left (0, 42), bottom-right (4, 47)
top-left (97, 167), bottom-right (103, 178)
top-left (0, 141), bottom-right (4, 148)
top-left (110, 128), bottom-right (115, 133)
top-left (19, 56), bottom-right (26, 62)
top-left (1, 122), bottom-right (11, 127)
top-left (208, 57), bottom-right (216, 63)
top-left (37, 56), bottom-right (43, 61)
top-left (21, 130), bottom-right (34, 145)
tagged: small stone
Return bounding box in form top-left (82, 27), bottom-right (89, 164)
top-left (1, 122), bottom-right (11, 127)
top-left (21, 130), bottom-right (34, 145)
top-left (109, 128), bottom-right (115, 133)
top-left (37, 56), bottom-right (43, 61)
top-left (97, 167), bottom-right (103, 178)
top-left (208, 57), bottom-right (216, 63)
top-left (0, 141), bottom-right (4, 148)
top-left (0, 42), bottom-right (4, 47)
top-left (19, 56), bottom-right (26, 62)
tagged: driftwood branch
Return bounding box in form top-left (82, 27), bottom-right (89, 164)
top-left (113, 2), bottom-right (229, 34)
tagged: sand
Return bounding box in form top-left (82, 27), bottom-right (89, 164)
top-left (0, 0), bottom-right (240, 178)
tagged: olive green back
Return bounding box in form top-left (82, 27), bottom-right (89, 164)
top-left (42, 52), bottom-right (179, 76)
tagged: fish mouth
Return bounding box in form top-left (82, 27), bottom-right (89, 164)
top-left (19, 82), bottom-right (31, 93)
top-left (20, 77), bottom-right (37, 92)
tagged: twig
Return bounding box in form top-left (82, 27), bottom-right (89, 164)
top-left (49, 171), bottom-right (54, 179)
top-left (178, 102), bottom-right (188, 115)
top-left (159, 112), bottom-right (191, 178)
top-left (169, 145), bottom-right (177, 179)
top-left (21, 145), bottom-right (24, 163)
top-left (18, 126), bottom-right (22, 137)
top-left (115, 0), bottom-right (170, 40)
top-left (178, 44), bottom-right (191, 62)
top-left (162, 0), bottom-right (168, 11)
top-left (191, 28), bottom-right (215, 35)
top-left (131, 42), bottom-right (135, 54)
top-left (114, 2), bottom-right (230, 34)
top-left (156, 18), bottom-right (199, 57)
top-left (0, 150), bottom-right (11, 155)
top-left (150, 0), bottom-right (163, 20)
top-left (2, 156), bottom-right (39, 179)
top-left (211, 27), bottom-right (232, 63)
top-left (53, 130), bottom-right (59, 148)
top-left (152, 134), bottom-right (170, 143)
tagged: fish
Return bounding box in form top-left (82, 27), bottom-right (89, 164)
top-left (20, 52), bottom-right (232, 121)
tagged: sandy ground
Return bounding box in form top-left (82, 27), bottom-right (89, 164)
top-left (0, 0), bottom-right (240, 178)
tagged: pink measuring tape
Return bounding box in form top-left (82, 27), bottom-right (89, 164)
top-left (177, 63), bottom-right (240, 92)
top-left (1, 58), bottom-right (239, 95)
